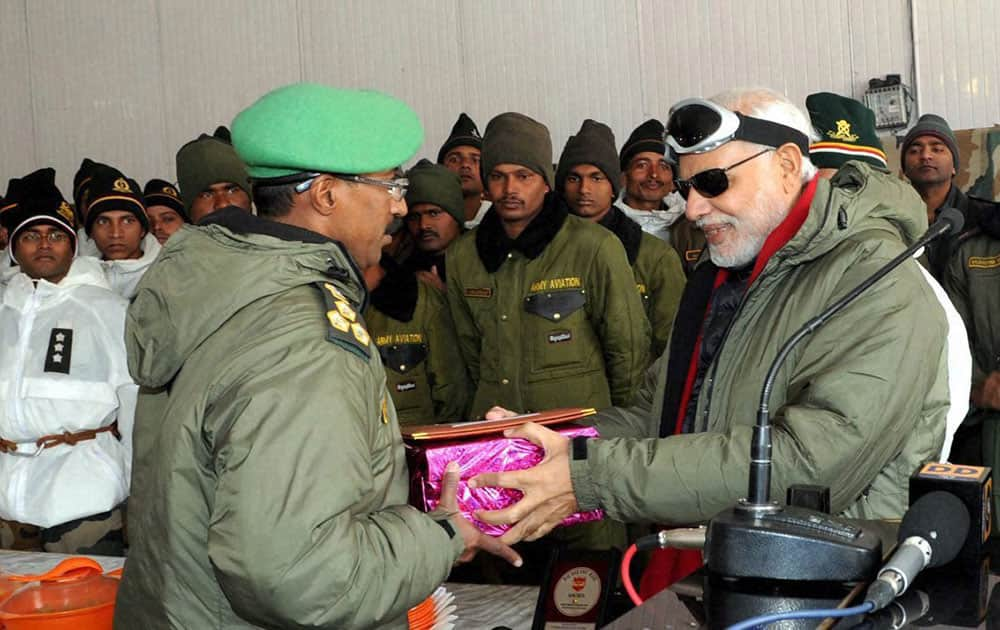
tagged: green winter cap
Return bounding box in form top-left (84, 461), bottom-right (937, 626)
top-left (806, 92), bottom-right (887, 170)
top-left (175, 128), bottom-right (250, 210)
top-left (556, 119), bottom-right (622, 198)
top-left (405, 159), bottom-right (464, 228)
top-left (481, 112), bottom-right (554, 190)
top-left (231, 83), bottom-right (424, 180)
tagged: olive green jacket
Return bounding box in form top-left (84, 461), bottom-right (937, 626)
top-left (446, 198), bottom-right (650, 418)
top-left (943, 217), bottom-right (1000, 422)
top-left (634, 232), bottom-right (684, 361)
top-left (572, 164), bottom-right (953, 524)
top-left (114, 212), bottom-right (462, 630)
top-left (365, 272), bottom-right (470, 425)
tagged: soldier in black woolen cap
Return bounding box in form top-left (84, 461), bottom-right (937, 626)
top-left (438, 113), bottom-right (489, 228)
top-left (1, 168), bottom-right (78, 280)
top-left (143, 179), bottom-right (188, 245)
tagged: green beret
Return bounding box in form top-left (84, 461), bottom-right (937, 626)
top-left (806, 92), bottom-right (887, 170)
top-left (405, 159), bottom-right (464, 227)
top-left (232, 83), bottom-right (424, 180)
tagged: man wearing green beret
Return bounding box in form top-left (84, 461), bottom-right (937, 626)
top-left (175, 126), bottom-right (253, 224)
top-left (403, 158), bottom-right (466, 286)
top-left (116, 83), bottom-right (520, 630)
top-left (556, 119), bottom-right (685, 361)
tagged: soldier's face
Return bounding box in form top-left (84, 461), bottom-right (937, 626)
top-left (147, 205), bottom-right (185, 245)
top-left (486, 164), bottom-right (550, 228)
top-left (563, 164), bottom-right (614, 221)
top-left (442, 147), bottom-right (483, 196)
top-left (680, 142), bottom-right (790, 269)
top-left (624, 151), bottom-right (674, 203)
top-left (406, 203), bottom-right (461, 254)
top-left (189, 182), bottom-right (251, 223)
top-left (91, 210), bottom-right (146, 261)
top-left (14, 224), bottom-right (74, 284)
top-left (334, 169), bottom-right (408, 270)
top-left (903, 136), bottom-right (955, 187)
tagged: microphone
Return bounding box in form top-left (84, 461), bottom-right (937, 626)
top-left (863, 491), bottom-right (970, 612)
top-left (748, 207), bottom-right (964, 506)
top-left (704, 208), bottom-right (965, 582)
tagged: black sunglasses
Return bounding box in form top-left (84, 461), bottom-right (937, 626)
top-left (672, 149), bottom-right (771, 200)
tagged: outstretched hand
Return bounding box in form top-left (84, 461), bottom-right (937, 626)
top-left (469, 423), bottom-right (579, 545)
top-left (433, 462), bottom-right (523, 566)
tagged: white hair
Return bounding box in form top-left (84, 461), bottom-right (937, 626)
top-left (710, 87), bottom-right (819, 183)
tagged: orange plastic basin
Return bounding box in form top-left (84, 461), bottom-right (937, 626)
top-left (0, 557), bottom-right (119, 630)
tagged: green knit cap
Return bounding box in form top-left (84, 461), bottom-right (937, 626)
top-left (481, 112), bottom-right (553, 190)
top-left (405, 159), bottom-right (464, 227)
top-left (806, 92), bottom-right (887, 170)
top-left (175, 129), bottom-right (250, 210)
top-left (231, 83), bottom-right (424, 180)
top-left (556, 119), bottom-right (622, 198)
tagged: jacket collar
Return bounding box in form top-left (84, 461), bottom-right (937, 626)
top-left (598, 205), bottom-right (642, 265)
top-left (474, 193), bottom-right (568, 272)
top-left (4, 256), bottom-right (110, 310)
top-left (99, 233), bottom-right (161, 272)
top-left (201, 206), bottom-right (368, 310)
top-left (369, 256), bottom-right (418, 322)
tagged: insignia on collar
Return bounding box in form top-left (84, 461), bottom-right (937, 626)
top-left (44, 328), bottom-right (73, 374)
top-left (316, 282), bottom-right (370, 360)
top-left (827, 120), bottom-right (859, 143)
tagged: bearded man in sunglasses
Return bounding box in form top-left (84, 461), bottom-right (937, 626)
top-left (468, 88), bottom-right (962, 586)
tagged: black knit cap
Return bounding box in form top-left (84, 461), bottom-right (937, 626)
top-left (2, 168), bottom-right (78, 256)
top-left (85, 170), bottom-right (148, 235)
top-left (481, 112), bottom-right (554, 189)
top-left (72, 158), bottom-right (117, 219)
top-left (620, 119), bottom-right (670, 170)
top-left (437, 113), bottom-right (483, 164)
top-left (900, 114), bottom-right (960, 171)
top-left (143, 178), bottom-right (188, 222)
top-left (556, 119), bottom-right (622, 198)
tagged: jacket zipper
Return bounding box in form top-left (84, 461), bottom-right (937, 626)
top-left (10, 289), bottom-right (41, 436)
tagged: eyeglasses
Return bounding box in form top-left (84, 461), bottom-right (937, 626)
top-left (673, 149), bottom-right (771, 200)
top-left (18, 230), bottom-right (71, 244)
top-left (294, 173), bottom-right (409, 201)
top-left (665, 98), bottom-right (811, 156)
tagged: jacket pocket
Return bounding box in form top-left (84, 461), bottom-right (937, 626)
top-left (379, 343), bottom-right (428, 374)
top-left (523, 289), bottom-right (595, 377)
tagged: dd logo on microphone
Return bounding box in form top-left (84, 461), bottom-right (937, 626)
top-left (911, 462), bottom-right (993, 562)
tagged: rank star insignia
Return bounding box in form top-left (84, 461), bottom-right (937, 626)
top-left (52, 354), bottom-right (62, 363)
top-left (335, 301), bottom-right (357, 322)
top-left (351, 322), bottom-right (370, 346)
top-left (55, 333), bottom-right (65, 342)
top-left (323, 282), bottom-right (347, 302)
top-left (327, 310), bottom-right (351, 332)
top-left (45, 328), bottom-right (72, 374)
top-left (54, 343), bottom-right (63, 352)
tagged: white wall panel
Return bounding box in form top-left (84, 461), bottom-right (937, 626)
top-left (157, 0), bottom-right (302, 182)
top-left (24, 0), bottom-right (164, 195)
top-left (459, 0), bottom-right (645, 158)
top-left (299, 0), bottom-right (464, 162)
top-left (0, 0), bottom-right (36, 186)
top-left (912, 0), bottom-right (1000, 129)
top-left (4, 0), bottom-right (1000, 191)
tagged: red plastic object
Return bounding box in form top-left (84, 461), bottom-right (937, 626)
top-left (0, 557), bottom-right (120, 630)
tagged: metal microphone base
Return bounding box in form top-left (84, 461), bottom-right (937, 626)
top-left (704, 501), bottom-right (883, 582)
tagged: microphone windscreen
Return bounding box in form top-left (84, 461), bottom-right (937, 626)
top-left (935, 207), bottom-right (965, 235)
top-left (898, 491), bottom-right (970, 567)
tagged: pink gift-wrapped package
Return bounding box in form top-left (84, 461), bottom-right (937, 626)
top-left (405, 424), bottom-right (603, 536)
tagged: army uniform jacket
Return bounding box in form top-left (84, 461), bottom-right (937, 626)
top-left (600, 205), bottom-right (685, 361)
top-left (572, 164), bottom-right (965, 524)
top-left (446, 195), bottom-right (649, 418)
top-left (115, 209), bottom-right (462, 630)
top-left (365, 261), bottom-right (469, 425)
top-left (943, 207), bottom-right (1000, 422)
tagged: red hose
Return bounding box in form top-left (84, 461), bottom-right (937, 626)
top-left (621, 543), bottom-right (643, 606)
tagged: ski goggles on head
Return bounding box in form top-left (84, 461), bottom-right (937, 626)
top-left (665, 98), bottom-right (811, 156)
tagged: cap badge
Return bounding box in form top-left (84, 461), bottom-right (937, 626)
top-left (113, 178), bottom-right (131, 193)
top-left (827, 120), bottom-right (859, 143)
top-left (162, 186), bottom-right (178, 198)
top-left (57, 201), bottom-right (75, 223)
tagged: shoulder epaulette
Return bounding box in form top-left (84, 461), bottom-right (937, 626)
top-left (315, 281), bottom-right (371, 360)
